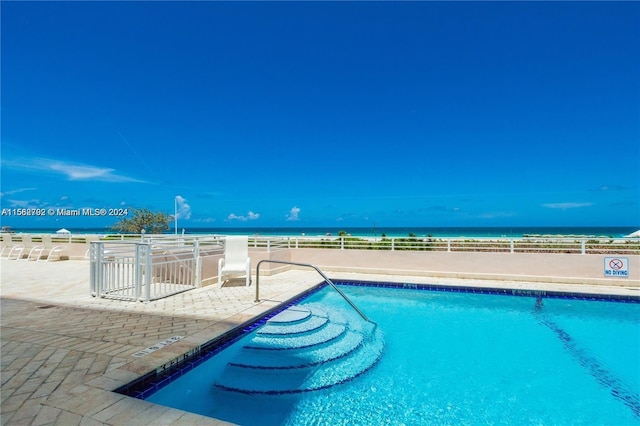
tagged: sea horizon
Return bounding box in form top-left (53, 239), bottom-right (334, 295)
top-left (6, 226), bottom-right (639, 239)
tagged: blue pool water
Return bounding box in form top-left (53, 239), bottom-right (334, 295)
top-left (143, 284), bottom-right (640, 425)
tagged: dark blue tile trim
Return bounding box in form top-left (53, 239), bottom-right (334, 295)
top-left (334, 279), bottom-right (640, 303)
top-left (534, 307), bottom-right (640, 418)
top-left (115, 279), bottom-right (638, 400)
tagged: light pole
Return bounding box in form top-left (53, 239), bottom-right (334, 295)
top-left (174, 197), bottom-right (178, 236)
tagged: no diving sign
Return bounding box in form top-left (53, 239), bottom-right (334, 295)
top-left (604, 257), bottom-right (629, 278)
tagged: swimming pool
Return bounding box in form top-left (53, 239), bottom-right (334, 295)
top-left (126, 282), bottom-right (640, 425)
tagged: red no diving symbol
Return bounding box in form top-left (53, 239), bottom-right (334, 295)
top-left (609, 258), bottom-right (624, 270)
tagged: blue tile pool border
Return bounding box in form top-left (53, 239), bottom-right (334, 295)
top-left (114, 279), bottom-right (639, 400)
top-left (333, 279), bottom-right (640, 303)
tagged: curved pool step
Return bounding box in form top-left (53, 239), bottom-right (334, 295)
top-left (215, 327), bottom-right (384, 394)
top-left (267, 305), bottom-right (312, 324)
top-left (214, 303), bottom-right (384, 394)
top-left (230, 329), bottom-right (364, 369)
top-left (247, 322), bottom-right (346, 350)
top-left (259, 307), bottom-right (329, 336)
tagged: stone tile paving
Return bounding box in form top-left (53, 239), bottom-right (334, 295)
top-left (1, 259), bottom-right (637, 425)
top-left (1, 260), bottom-right (323, 425)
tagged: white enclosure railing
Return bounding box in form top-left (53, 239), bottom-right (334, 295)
top-left (89, 239), bottom-right (224, 302)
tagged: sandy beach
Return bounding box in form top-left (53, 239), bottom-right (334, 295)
top-left (1, 257), bottom-right (638, 425)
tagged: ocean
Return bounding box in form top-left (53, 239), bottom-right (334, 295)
top-left (9, 226), bottom-right (639, 239)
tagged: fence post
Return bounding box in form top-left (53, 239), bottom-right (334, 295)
top-left (391, 238), bottom-right (395, 251)
top-left (510, 240), bottom-right (515, 253)
top-left (89, 241), bottom-right (102, 297)
top-left (89, 242), bottom-right (95, 296)
top-left (447, 239), bottom-right (451, 252)
top-left (135, 244), bottom-right (143, 301)
top-left (144, 244), bottom-right (152, 302)
top-left (134, 243), bottom-right (152, 302)
top-left (581, 239), bottom-right (586, 255)
top-left (194, 240), bottom-right (202, 287)
top-left (267, 239), bottom-right (271, 252)
top-left (341, 237), bottom-right (344, 250)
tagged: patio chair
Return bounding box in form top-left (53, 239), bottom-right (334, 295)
top-left (0, 233), bottom-right (25, 260)
top-left (218, 236), bottom-right (251, 288)
top-left (20, 235), bottom-right (44, 260)
top-left (26, 242), bottom-right (46, 260)
top-left (3, 245), bottom-right (25, 260)
top-left (0, 235), bottom-right (25, 260)
top-left (14, 235), bottom-right (35, 260)
top-left (40, 235), bottom-right (67, 261)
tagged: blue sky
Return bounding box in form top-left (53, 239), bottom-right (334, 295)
top-left (1, 1), bottom-right (639, 230)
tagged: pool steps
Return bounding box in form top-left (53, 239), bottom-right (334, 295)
top-left (214, 303), bottom-right (384, 394)
top-left (247, 322), bottom-right (347, 350)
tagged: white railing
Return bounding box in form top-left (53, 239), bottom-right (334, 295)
top-left (6, 233), bottom-right (639, 257)
top-left (245, 235), bottom-right (640, 255)
top-left (90, 242), bottom-right (137, 300)
top-left (89, 240), bottom-right (221, 302)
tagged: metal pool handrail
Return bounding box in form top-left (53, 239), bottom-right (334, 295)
top-left (255, 259), bottom-right (373, 324)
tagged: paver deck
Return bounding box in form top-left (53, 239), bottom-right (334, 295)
top-left (1, 258), bottom-right (637, 425)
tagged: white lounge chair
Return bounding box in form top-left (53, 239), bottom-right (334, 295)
top-left (40, 235), bottom-right (67, 261)
top-left (0, 234), bottom-right (25, 260)
top-left (0, 244), bottom-right (24, 260)
top-left (18, 235), bottom-right (40, 261)
top-left (218, 236), bottom-right (251, 288)
top-left (27, 243), bottom-right (46, 260)
top-left (3, 234), bottom-right (31, 260)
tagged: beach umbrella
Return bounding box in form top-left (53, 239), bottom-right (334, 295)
top-left (624, 230), bottom-right (640, 238)
top-left (56, 228), bottom-right (71, 234)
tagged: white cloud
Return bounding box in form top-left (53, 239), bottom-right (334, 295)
top-left (5, 199), bottom-right (47, 209)
top-left (175, 195), bottom-right (192, 220)
top-left (597, 184), bottom-right (628, 191)
top-left (286, 206), bottom-right (301, 221)
top-left (478, 211), bottom-right (516, 219)
top-left (50, 162), bottom-right (115, 180)
top-left (192, 217), bottom-right (216, 223)
top-left (227, 211), bottom-right (260, 222)
top-left (542, 202), bottom-right (593, 210)
top-left (2, 157), bottom-right (145, 183)
top-left (0, 188), bottom-right (36, 197)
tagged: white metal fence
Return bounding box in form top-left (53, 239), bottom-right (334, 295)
top-left (6, 233), bottom-right (636, 256)
top-left (246, 235), bottom-right (640, 255)
top-left (89, 237), bottom-right (224, 302)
